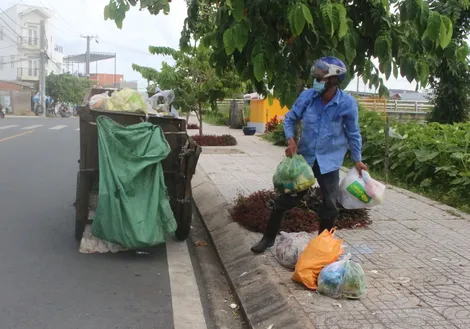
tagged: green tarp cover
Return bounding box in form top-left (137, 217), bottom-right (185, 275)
top-left (91, 115), bottom-right (177, 248)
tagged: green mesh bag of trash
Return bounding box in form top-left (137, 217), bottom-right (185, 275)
top-left (273, 155), bottom-right (316, 194)
top-left (91, 115), bottom-right (177, 249)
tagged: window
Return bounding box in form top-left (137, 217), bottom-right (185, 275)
top-left (0, 27), bottom-right (3, 41)
top-left (0, 57), bottom-right (3, 70)
top-left (11, 55), bottom-right (15, 68)
top-left (28, 25), bottom-right (38, 46)
top-left (28, 58), bottom-right (38, 76)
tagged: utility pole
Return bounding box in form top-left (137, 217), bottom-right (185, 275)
top-left (39, 20), bottom-right (46, 117)
top-left (81, 35), bottom-right (98, 77)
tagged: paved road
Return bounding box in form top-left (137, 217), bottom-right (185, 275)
top-left (0, 117), bottom-right (245, 329)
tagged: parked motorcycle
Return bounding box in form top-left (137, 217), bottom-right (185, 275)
top-left (58, 104), bottom-right (71, 118)
top-left (0, 105), bottom-right (5, 119)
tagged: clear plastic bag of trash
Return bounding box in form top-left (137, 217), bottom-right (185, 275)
top-left (273, 155), bottom-right (316, 194)
top-left (149, 90), bottom-right (175, 112)
top-left (338, 167), bottom-right (386, 209)
top-left (89, 91), bottom-right (110, 109)
top-left (275, 231), bottom-right (313, 270)
top-left (317, 254), bottom-right (367, 299)
top-left (104, 88), bottom-right (147, 113)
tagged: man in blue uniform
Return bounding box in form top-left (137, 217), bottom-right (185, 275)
top-left (251, 56), bottom-right (368, 254)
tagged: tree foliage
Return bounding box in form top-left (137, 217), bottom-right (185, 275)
top-left (104, 0), bottom-right (464, 108)
top-left (427, 0), bottom-right (470, 123)
top-left (132, 44), bottom-right (244, 134)
top-left (45, 73), bottom-right (93, 105)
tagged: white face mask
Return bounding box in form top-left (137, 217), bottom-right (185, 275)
top-left (313, 80), bottom-right (325, 93)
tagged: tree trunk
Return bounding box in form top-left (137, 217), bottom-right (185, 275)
top-left (197, 102), bottom-right (203, 136)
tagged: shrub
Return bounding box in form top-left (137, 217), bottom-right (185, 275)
top-left (204, 110), bottom-right (229, 126)
top-left (265, 115), bottom-right (280, 133)
top-left (230, 188), bottom-right (371, 233)
top-left (358, 110), bottom-right (470, 211)
top-left (192, 134), bottom-right (237, 146)
top-left (263, 120), bottom-right (288, 146)
top-left (187, 123), bottom-right (199, 130)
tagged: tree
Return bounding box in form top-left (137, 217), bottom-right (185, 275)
top-left (427, 0), bottom-right (470, 123)
top-left (45, 73), bottom-right (93, 105)
top-left (104, 0), bottom-right (462, 108)
top-left (132, 44), bottom-right (244, 135)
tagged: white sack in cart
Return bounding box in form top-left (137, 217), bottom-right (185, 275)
top-left (339, 168), bottom-right (386, 209)
top-left (275, 231), bottom-right (313, 270)
top-left (89, 91), bottom-right (110, 109)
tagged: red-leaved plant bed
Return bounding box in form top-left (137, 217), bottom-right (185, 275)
top-left (230, 188), bottom-right (371, 233)
top-left (187, 123), bottom-right (199, 130)
top-left (192, 134), bottom-right (237, 146)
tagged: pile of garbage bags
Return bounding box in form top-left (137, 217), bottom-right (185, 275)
top-left (273, 155), bottom-right (316, 194)
top-left (283, 229), bottom-right (367, 299)
top-left (88, 88), bottom-right (180, 118)
top-left (268, 159), bottom-right (386, 299)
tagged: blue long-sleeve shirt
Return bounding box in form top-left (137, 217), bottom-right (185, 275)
top-left (284, 88), bottom-right (362, 174)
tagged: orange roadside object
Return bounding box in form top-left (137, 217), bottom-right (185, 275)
top-left (292, 228), bottom-right (344, 290)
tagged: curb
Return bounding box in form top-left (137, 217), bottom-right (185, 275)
top-left (192, 166), bottom-right (314, 329)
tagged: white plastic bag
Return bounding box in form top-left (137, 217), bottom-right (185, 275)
top-left (89, 91), bottom-right (109, 109)
top-left (338, 168), bottom-right (386, 209)
top-left (149, 90), bottom-right (175, 113)
top-left (317, 254), bottom-right (367, 299)
top-left (274, 231), bottom-right (313, 270)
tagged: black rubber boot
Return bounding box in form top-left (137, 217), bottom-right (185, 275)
top-left (251, 211), bottom-right (284, 254)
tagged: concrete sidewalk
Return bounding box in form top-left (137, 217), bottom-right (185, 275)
top-left (191, 123), bottom-right (470, 329)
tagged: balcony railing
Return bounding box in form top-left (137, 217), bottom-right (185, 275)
top-left (17, 67), bottom-right (39, 81)
top-left (17, 36), bottom-right (40, 48)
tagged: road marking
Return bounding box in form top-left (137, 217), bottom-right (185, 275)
top-left (166, 239), bottom-right (207, 329)
top-left (0, 130), bottom-right (34, 143)
top-left (0, 125), bottom-right (19, 130)
top-left (49, 125), bottom-right (68, 130)
top-left (21, 125), bottom-right (43, 130)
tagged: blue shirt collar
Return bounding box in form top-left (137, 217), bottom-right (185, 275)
top-left (312, 88), bottom-right (341, 105)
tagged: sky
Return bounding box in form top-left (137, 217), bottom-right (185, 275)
top-left (4, 0), bottom-right (418, 92)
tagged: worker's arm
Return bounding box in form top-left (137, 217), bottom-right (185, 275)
top-left (344, 99), bottom-right (363, 163)
top-left (283, 90), bottom-right (311, 142)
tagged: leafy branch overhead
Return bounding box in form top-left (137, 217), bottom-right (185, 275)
top-left (132, 44), bottom-right (244, 113)
top-left (105, 0), bottom-right (468, 108)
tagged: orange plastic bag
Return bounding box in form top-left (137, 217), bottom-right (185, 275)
top-left (292, 229), bottom-right (344, 290)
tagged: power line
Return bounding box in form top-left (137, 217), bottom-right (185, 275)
top-left (38, 0), bottom-right (81, 36)
top-left (0, 44), bottom-right (16, 50)
top-left (0, 57), bottom-right (39, 66)
top-left (0, 7), bottom-right (22, 27)
top-left (98, 38), bottom-right (155, 56)
top-left (0, 15), bottom-right (23, 39)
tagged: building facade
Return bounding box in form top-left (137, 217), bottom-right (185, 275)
top-left (89, 73), bottom-right (124, 87)
top-left (0, 4), bottom-right (64, 85)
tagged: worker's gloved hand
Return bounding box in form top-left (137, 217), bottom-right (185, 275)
top-left (285, 139), bottom-right (297, 158)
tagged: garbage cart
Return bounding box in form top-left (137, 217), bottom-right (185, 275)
top-left (74, 88), bottom-right (201, 243)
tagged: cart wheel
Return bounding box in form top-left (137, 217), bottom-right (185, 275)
top-left (74, 172), bottom-right (86, 241)
top-left (175, 201), bottom-right (192, 241)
